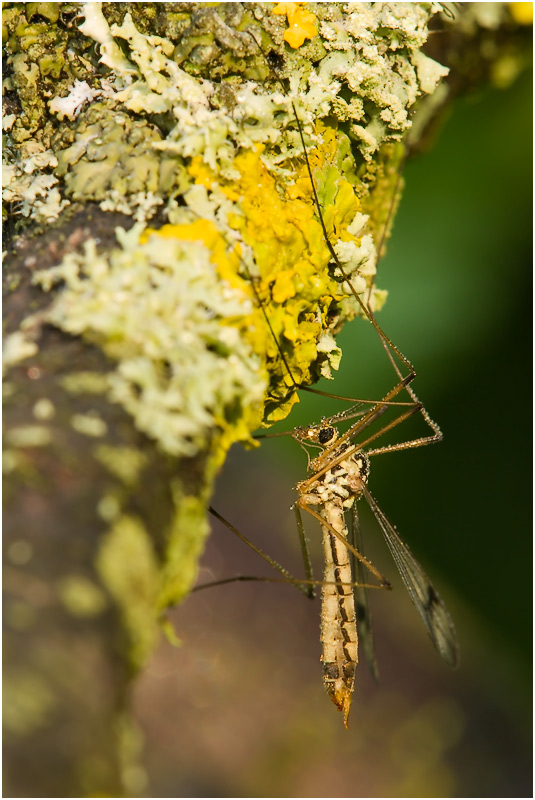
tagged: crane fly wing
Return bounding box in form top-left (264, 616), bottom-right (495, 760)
top-left (363, 487), bottom-right (459, 668)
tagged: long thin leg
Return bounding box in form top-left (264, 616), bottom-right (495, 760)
top-left (204, 506), bottom-right (387, 595)
top-left (246, 34), bottom-right (448, 476)
top-left (293, 503), bottom-right (315, 598)
top-left (296, 375), bottom-right (416, 485)
top-left (247, 32), bottom-right (416, 382)
top-left (297, 500), bottom-right (391, 590)
top-left (208, 506), bottom-right (311, 597)
top-left (297, 391), bottom-right (424, 492)
top-left (298, 388), bottom-right (440, 494)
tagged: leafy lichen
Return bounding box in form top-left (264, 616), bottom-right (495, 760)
top-left (33, 221), bottom-right (267, 457)
top-left (4, 3), bottom-right (454, 626)
top-left (5, 4), bottom-right (451, 433)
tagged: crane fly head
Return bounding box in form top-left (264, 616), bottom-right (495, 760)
top-left (292, 423), bottom-right (339, 448)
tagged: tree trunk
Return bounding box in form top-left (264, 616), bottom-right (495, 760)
top-left (3, 3), bottom-right (531, 795)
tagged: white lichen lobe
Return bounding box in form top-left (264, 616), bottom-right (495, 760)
top-left (32, 224), bottom-right (267, 458)
top-left (6, 2), bottom-right (452, 460)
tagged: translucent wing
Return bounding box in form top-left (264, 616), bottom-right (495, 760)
top-left (363, 487), bottom-right (459, 668)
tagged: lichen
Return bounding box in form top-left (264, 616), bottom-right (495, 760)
top-left (5, 4), bottom-right (451, 425)
top-left (2, 144), bottom-right (69, 223)
top-left (95, 514), bottom-right (161, 670)
top-left (3, 330), bottom-right (39, 369)
top-left (33, 222), bottom-right (267, 458)
top-left (157, 482), bottom-right (211, 612)
top-left (32, 398), bottom-right (55, 421)
top-left (273, 2), bottom-right (318, 49)
top-left (56, 574), bottom-right (108, 618)
top-left (3, 3), bottom-right (455, 620)
top-left (70, 412), bottom-right (108, 438)
top-left (60, 372), bottom-right (111, 395)
top-left (2, 670), bottom-right (57, 736)
top-left (5, 425), bottom-right (52, 448)
top-left (94, 444), bottom-right (147, 486)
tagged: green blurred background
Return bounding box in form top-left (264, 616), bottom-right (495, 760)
top-left (132, 69), bottom-right (532, 797)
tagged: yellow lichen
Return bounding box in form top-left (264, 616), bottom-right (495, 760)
top-left (184, 127), bottom-right (375, 418)
top-left (273, 2), bottom-right (318, 49)
top-left (509, 3), bottom-right (533, 24)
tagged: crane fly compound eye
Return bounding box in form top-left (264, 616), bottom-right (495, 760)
top-left (318, 427), bottom-right (335, 445)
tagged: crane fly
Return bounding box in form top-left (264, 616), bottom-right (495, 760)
top-left (289, 375), bottom-right (458, 725)
top-left (202, 33), bottom-right (459, 726)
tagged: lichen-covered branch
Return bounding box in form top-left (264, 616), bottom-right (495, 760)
top-left (3, 3), bottom-right (531, 796)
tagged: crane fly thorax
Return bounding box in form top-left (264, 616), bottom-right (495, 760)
top-left (299, 443), bottom-right (370, 508)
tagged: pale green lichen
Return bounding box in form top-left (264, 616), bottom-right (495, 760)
top-left (94, 445), bottom-right (147, 487)
top-left (48, 79), bottom-right (103, 120)
top-left (3, 4), bottom-right (454, 623)
top-left (60, 372), bottom-right (110, 395)
top-left (70, 412), bottom-right (108, 438)
top-left (32, 398), bottom-right (55, 421)
top-left (95, 514), bottom-right (161, 669)
top-left (116, 713), bottom-right (148, 797)
top-left (2, 143), bottom-right (69, 223)
top-left (5, 425), bottom-right (52, 448)
top-left (96, 493), bottom-right (122, 524)
top-left (44, 5), bottom-right (447, 415)
top-left (3, 330), bottom-right (38, 371)
top-left (157, 482), bottom-right (211, 611)
top-left (56, 574), bottom-right (108, 618)
top-left (5, 5), bottom-right (451, 427)
top-left (2, 670), bottom-right (57, 736)
top-left (33, 221), bottom-right (267, 458)
top-left (53, 104), bottom-right (178, 221)
top-left (2, 449), bottom-right (26, 475)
